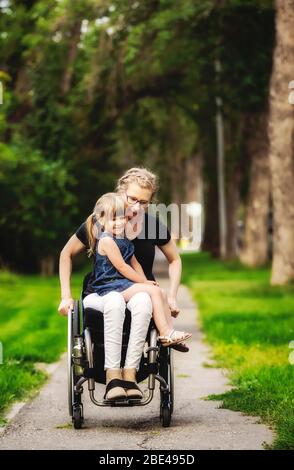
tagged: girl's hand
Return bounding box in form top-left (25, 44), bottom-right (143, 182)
top-left (144, 280), bottom-right (159, 286)
top-left (168, 296), bottom-right (180, 317)
top-left (58, 297), bottom-right (74, 316)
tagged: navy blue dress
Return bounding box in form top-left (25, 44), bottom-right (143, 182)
top-left (92, 231), bottom-right (135, 296)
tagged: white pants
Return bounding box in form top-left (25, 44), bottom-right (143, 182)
top-left (83, 291), bottom-right (152, 370)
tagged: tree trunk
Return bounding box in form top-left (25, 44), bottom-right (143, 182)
top-left (184, 152), bottom-right (203, 203)
top-left (168, 111), bottom-right (186, 206)
top-left (240, 113), bottom-right (270, 266)
top-left (184, 153), bottom-right (204, 249)
top-left (60, 19), bottom-right (82, 95)
top-left (202, 178), bottom-right (220, 257)
top-left (216, 94), bottom-right (227, 259)
top-left (40, 255), bottom-right (55, 276)
top-left (268, 0), bottom-right (294, 284)
top-left (226, 165), bottom-right (241, 260)
top-left (169, 150), bottom-right (185, 206)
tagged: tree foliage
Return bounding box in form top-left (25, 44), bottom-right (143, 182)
top-left (0, 0), bottom-right (275, 271)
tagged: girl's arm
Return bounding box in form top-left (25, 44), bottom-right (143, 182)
top-left (130, 255), bottom-right (147, 280)
top-left (58, 234), bottom-right (86, 315)
top-left (99, 237), bottom-right (146, 283)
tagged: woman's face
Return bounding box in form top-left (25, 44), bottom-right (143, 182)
top-left (122, 183), bottom-right (153, 220)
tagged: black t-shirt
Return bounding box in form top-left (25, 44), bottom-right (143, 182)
top-left (75, 212), bottom-right (171, 295)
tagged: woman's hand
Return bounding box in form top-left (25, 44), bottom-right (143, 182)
top-left (58, 297), bottom-right (74, 316)
top-left (144, 280), bottom-right (159, 286)
top-left (168, 296), bottom-right (180, 317)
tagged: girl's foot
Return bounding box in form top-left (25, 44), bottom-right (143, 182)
top-left (122, 368), bottom-right (143, 399)
top-left (105, 369), bottom-right (127, 401)
top-left (159, 329), bottom-right (192, 347)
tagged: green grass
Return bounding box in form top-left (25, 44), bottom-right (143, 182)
top-left (0, 269), bottom-right (84, 422)
top-left (181, 252), bottom-right (294, 450)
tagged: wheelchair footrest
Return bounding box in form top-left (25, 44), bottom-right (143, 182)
top-left (103, 398), bottom-right (143, 407)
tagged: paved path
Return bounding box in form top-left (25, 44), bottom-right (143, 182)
top-left (0, 270), bottom-right (273, 449)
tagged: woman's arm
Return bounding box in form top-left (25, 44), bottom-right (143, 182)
top-left (58, 234), bottom-right (86, 315)
top-left (158, 239), bottom-right (182, 317)
top-left (100, 237), bottom-right (146, 283)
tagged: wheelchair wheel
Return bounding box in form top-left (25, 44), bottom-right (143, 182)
top-left (159, 346), bottom-right (174, 427)
top-left (159, 346), bottom-right (174, 413)
top-left (68, 301), bottom-right (84, 427)
top-left (161, 404), bottom-right (171, 427)
top-left (73, 404), bottom-right (83, 429)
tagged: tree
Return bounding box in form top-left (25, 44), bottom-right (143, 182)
top-left (0, 139), bottom-right (77, 273)
top-left (240, 113), bottom-right (270, 266)
top-left (268, 0), bottom-right (294, 285)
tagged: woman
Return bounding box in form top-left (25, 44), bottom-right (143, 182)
top-left (58, 167), bottom-right (184, 400)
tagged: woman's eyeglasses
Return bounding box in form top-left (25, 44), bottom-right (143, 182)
top-left (126, 194), bottom-right (150, 208)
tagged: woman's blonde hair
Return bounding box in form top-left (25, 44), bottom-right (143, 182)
top-left (86, 192), bottom-right (126, 257)
top-left (116, 167), bottom-right (159, 200)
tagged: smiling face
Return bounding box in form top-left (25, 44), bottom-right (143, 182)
top-left (104, 214), bottom-right (127, 237)
top-left (121, 182), bottom-right (153, 219)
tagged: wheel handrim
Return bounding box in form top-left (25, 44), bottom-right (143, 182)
top-left (67, 308), bottom-right (74, 416)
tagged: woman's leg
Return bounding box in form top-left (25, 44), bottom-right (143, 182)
top-left (123, 292), bottom-right (153, 397)
top-left (83, 292), bottom-right (127, 400)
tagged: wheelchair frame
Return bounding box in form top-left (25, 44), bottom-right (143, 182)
top-left (68, 295), bottom-right (174, 429)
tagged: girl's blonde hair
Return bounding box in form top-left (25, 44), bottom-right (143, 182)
top-left (86, 192), bottom-right (126, 257)
top-left (116, 167), bottom-right (159, 199)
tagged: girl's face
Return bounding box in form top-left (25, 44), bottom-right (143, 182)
top-left (104, 214), bottom-right (126, 237)
top-left (122, 183), bottom-right (153, 220)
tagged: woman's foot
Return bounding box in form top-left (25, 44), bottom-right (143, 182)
top-left (122, 368), bottom-right (143, 399)
top-left (159, 329), bottom-right (192, 347)
top-left (105, 369), bottom-right (127, 401)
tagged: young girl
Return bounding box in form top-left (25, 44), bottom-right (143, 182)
top-left (90, 192), bottom-right (192, 349)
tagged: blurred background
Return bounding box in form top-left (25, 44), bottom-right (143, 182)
top-left (1, 0), bottom-right (290, 283)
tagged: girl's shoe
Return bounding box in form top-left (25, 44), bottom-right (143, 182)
top-left (105, 369), bottom-right (127, 401)
top-left (123, 381), bottom-right (143, 399)
top-left (122, 368), bottom-right (143, 399)
top-left (104, 379), bottom-right (127, 401)
top-left (159, 329), bottom-right (192, 347)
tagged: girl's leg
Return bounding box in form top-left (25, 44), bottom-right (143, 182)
top-left (160, 288), bottom-right (189, 352)
top-left (122, 284), bottom-right (192, 345)
top-left (124, 292), bottom-right (153, 398)
top-left (122, 284), bottom-right (171, 337)
top-left (83, 292), bottom-right (127, 400)
top-left (160, 288), bottom-right (174, 331)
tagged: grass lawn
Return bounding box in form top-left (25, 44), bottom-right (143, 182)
top-left (181, 252), bottom-right (294, 450)
top-left (0, 270), bottom-right (84, 425)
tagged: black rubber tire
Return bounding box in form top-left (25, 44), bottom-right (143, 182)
top-left (161, 405), bottom-right (171, 428)
top-left (68, 301), bottom-right (83, 418)
top-left (72, 405), bottom-right (83, 429)
top-left (159, 346), bottom-right (174, 415)
top-left (73, 301), bottom-right (81, 336)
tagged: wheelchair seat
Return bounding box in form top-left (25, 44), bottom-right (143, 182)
top-left (81, 273), bottom-right (152, 384)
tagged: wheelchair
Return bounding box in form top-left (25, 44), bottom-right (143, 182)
top-left (68, 274), bottom-right (174, 429)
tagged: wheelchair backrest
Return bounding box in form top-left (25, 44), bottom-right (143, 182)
top-left (82, 271), bottom-right (94, 299)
